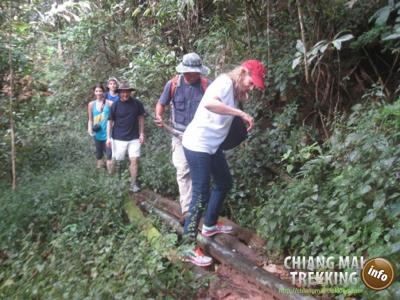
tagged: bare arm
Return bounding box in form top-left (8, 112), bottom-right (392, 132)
top-left (87, 102), bottom-right (94, 135)
top-left (106, 120), bottom-right (113, 146)
top-left (154, 102), bottom-right (166, 127)
top-left (204, 97), bottom-right (254, 131)
top-left (138, 115), bottom-right (145, 144)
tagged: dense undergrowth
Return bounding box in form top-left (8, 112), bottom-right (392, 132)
top-left (0, 111), bottom-right (203, 299)
top-left (1, 1), bottom-right (400, 299)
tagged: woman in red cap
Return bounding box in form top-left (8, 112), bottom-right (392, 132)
top-left (181, 60), bottom-right (266, 267)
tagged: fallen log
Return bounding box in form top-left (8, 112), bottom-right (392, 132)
top-left (140, 190), bottom-right (182, 218)
top-left (217, 217), bottom-right (267, 250)
top-left (137, 198), bottom-right (264, 266)
top-left (212, 234), bottom-right (265, 266)
top-left (137, 191), bottom-right (266, 265)
top-left (124, 197), bottom-right (161, 243)
top-left (135, 198), bottom-right (316, 300)
top-left (140, 189), bottom-right (267, 251)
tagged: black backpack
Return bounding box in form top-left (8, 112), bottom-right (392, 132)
top-left (219, 116), bottom-right (248, 150)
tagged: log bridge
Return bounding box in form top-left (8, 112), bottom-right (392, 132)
top-left (129, 190), bottom-right (317, 300)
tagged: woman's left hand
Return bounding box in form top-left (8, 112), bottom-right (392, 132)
top-left (240, 112), bottom-right (254, 131)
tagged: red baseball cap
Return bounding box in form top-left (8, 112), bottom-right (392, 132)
top-left (241, 60), bottom-right (266, 90)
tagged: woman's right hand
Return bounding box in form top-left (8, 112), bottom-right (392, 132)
top-left (240, 112), bottom-right (254, 131)
top-left (88, 129), bottom-right (94, 136)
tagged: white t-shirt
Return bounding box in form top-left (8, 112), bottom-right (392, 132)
top-left (182, 74), bottom-right (236, 154)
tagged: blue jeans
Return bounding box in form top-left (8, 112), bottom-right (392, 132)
top-left (183, 147), bottom-right (232, 238)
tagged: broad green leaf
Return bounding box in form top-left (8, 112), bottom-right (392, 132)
top-left (62, 14), bottom-right (71, 22)
top-left (1, 279), bottom-right (14, 288)
top-left (132, 6), bottom-right (142, 17)
top-left (332, 40), bottom-right (342, 50)
top-left (382, 33), bottom-right (400, 41)
top-left (362, 211), bottom-right (377, 223)
top-left (79, 1), bottom-right (93, 11)
top-left (360, 185), bottom-right (372, 195)
top-left (390, 242), bottom-right (400, 254)
top-left (292, 57), bottom-right (301, 69)
top-left (36, 263), bottom-right (45, 272)
top-left (320, 44), bottom-right (329, 53)
top-left (334, 34), bottom-right (354, 43)
top-left (296, 39), bottom-right (305, 53)
top-left (143, 7), bottom-right (152, 16)
top-left (388, 202), bottom-right (400, 216)
top-left (332, 34), bottom-right (354, 50)
top-left (69, 12), bottom-right (81, 22)
top-left (356, 202), bottom-right (366, 208)
top-left (344, 133), bottom-right (362, 146)
top-left (14, 22), bottom-right (29, 34)
top-left (369, 6), bottom-right (392, 25)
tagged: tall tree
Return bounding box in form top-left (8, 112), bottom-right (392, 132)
top-left (8, 1), bottom-right (16, 189)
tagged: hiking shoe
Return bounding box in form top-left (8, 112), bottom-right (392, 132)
top-left (201, 222), bottom-right (233, 237)
top-left (129, 183), bottom-right (140, 193)
top-left (182, 247), bottom-right (213, 267)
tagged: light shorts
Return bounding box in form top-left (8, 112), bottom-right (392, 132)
top-left (112, 139), bottom-right (141, 160)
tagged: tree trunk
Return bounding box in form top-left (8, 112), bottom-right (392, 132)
top-left (245, 1), bottom-right (252, 51)
top-left (296, 0), bottom-right (309, 84)
top-left (266, 0), bottom-right (272, 68)
top-left (56, 0), bottom-right (64, 59)
top-left (8, 1), bottom-right (16, 190)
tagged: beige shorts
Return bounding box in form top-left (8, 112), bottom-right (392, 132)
top-left (112, 139), bottom-right (141, 160)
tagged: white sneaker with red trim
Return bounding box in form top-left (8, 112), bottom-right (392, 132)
top-left (201, 222), bottom-right (233, 237)
top-left (183, 247), bottom-right (213, 267)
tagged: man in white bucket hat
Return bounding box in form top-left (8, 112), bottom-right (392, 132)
top-left (155, 53), bottom-right (211, 222)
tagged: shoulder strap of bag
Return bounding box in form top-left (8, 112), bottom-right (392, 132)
top-left (169, 75), bottom-right (209, 99)
top-left (100, 98), bottom-right (105, 113)
top-left (200, 76), bottom-right (208, 93)
top-left (169, 75), bottom-right (180, 99)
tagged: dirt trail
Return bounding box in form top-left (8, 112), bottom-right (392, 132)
top-left (199, 264), bottom-right (275, 300)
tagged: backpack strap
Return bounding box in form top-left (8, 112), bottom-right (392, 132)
top-left (99, 98), bottom-right (105, 113)
top-left (169, 74), bottom-right (209, 99)
top-left (169, 74), bottom-right (181, 99)
top-left (200, 76), bottom-right (208, 93)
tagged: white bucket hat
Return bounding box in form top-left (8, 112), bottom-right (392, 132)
top-left (175, 52), bottom-right (210, 75)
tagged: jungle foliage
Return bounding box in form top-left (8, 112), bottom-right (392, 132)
top-left (0, 0), bottom-right (399, 298)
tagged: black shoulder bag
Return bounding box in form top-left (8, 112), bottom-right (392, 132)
top-left (219, 116), bottom-right (248, 150)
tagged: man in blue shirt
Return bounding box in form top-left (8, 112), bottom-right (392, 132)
top-left (105, 77), bottom-right (120, 102)
top-left (155, 53), bottom-right (210, 220)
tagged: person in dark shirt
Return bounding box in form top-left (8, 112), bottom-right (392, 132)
top-left (106, 81), bottom-right (145, 192)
